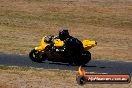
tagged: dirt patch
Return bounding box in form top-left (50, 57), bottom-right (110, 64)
top-left (0, 67), bottom-right (131, 88)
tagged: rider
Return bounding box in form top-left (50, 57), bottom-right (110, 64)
top-left (44, 29), bottom-right (83, 63)
top-left (58, 29), bottom-right (84, 64)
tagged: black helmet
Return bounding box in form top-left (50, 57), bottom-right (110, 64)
top-left (59, 29), bottom-right (70, 41)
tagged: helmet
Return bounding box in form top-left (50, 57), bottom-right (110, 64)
top-left (59, 29), bottom-right (70, 41)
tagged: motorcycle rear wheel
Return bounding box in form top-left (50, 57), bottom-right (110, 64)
top-left (73, 51), bottom-right (91, 66)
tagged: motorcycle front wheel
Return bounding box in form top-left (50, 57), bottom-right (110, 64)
top-left (29, 49), bottom-right (46, 63)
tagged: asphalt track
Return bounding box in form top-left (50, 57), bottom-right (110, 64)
top-left (0, 53), bottom-right (132, 75)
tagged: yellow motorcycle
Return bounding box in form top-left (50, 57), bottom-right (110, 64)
top-left (29, 32), bottom-right (97, 66)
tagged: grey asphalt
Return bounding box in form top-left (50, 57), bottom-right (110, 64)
top-left (0, 53), bottom-right (132, 75)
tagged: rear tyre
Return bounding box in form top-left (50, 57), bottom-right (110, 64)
top-left (29, 49), bottom-right (46, 63)
top-left (74, 51), bottom-right (91, 66)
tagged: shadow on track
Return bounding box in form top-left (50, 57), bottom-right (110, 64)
top-left (0, 53), bottom-right (132, 75)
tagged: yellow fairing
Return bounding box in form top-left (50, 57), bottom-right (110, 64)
top-left (35, 36), bottom-right (96, 51)
top-left (35, 37), bottom-right (49, 51)
top-left (54, 39), bottom-right (64, 47)
top-left (82, 40), bottom-right (97, 50)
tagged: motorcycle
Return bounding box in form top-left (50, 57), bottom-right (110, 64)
top-left (29, 34), bottom-right (97, 66)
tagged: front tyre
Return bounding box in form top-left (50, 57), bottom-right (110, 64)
top-left (29, 49), bottom-right (44, 63)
